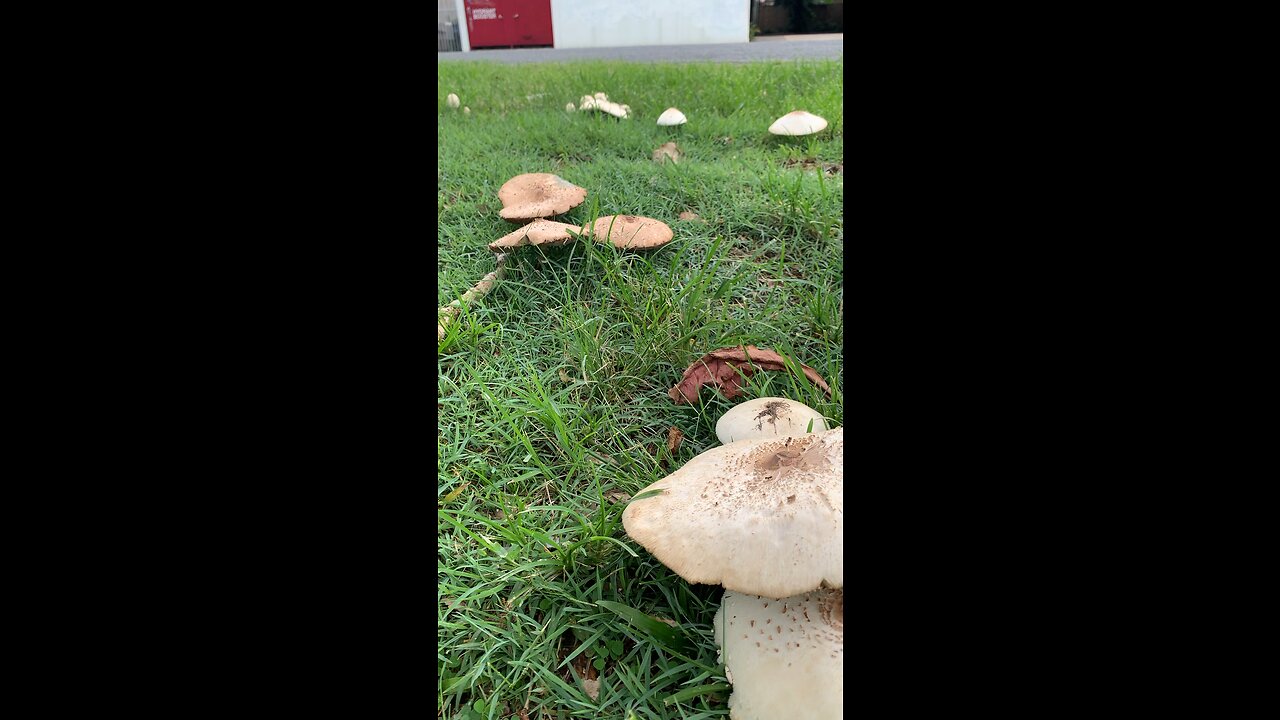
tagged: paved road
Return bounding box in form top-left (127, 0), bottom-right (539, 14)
top-left (438, 33), bottom-right (842, 64)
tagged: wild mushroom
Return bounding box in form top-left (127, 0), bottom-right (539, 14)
top-left (579, 95), bottom-right (597, 110)
top-left (657, 108), bottom-right (687, 127)
top-left (593, 92), bottom-right (608, 102)
top-left (487, 219), bottom-right (586, 252)
top-left (497, 173), bottom-right (589, 223)
top-left (768, 110), bottom-right (828, 136)
top-left (713, 588), bottom-right (843, 720)
top-left (716, 397), bottom-right (828, 445)
top-left (598, 100), bottom-right (630, 119)
top-left (447, 93), bottom-right (460, 109)
top-left (621, 427), bottom-right (843, 599)
top-left (591, 214), bottom-right (674, 250)
top-left (463, 106), bottom-right (470, 115)
top-left (566, 102), bottom-right (576, 112)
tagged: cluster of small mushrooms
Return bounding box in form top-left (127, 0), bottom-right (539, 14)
top-left (569, 91), bottom-right (631, 118)
top-left (437, 171), bottom-right (676, 340)
top-left (622, 397), bottom-right (842, 719)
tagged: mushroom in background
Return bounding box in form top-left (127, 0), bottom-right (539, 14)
top-left (463, 106), bottom-right (470, 115)
top-left (716, 397), bottom-right (828, 445)
top-left (768, 110), bottom-right (828, 136)
top-left (621, 427), bottom-right (843, 599)
top-left (447, 93), bottom-right (460, 109)
top-left (713, 588), bottom-right (843, 720)
top-left (566, 102), bottom-right (576, 112)
top-left (497, 173), bottom-right (589, 223)
top-left (657, 108), bottom-right (687, 127)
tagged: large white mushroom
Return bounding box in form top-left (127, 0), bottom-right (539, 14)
top-left (622, 427), bottom-right (843, 599)
top-left (447, 93), bottom-right (460, 109)
top-left (713, 588), bottom-right (843, 720)
top-left (716, 397), bottom-right (828, 445)
top-left (768, 110), bottom-right (828, 136)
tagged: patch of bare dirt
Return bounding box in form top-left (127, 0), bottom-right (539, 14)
top-left (782, 157), bottom-right (843, 175)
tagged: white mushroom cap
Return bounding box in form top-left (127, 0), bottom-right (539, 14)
top-left (463, 106), bottom-right (470, 115)
top-left (580, 95), bottom-right (596, 109)
top-left (593, 92), bottom-right (608, 101)
top-left (768, 110), bottom-right (828, 136)
top-left (657, 108), bottom-right (687, 126)
top-left (598, 100), bottom-right (629, 118)
top-left (716, 397), bottom-right (828, 445)
top-left (566, 102), bottom-right (576, 112)
top-left (447, 93), bottom-right (460, 109)
top-left (497, 173), bottom-right (589, 222)
top-left (622, 427), bottom-right (842, 599)
top-left (713, 588), bottom-right (843, 720)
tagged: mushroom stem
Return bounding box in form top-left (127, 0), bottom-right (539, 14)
top-left (437, 252), bottom-right (508, 341)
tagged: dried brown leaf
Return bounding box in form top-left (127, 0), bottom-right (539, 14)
top-left (581, 678), bottom-right (600, 700)
top-left (668, 345), bottom-right (832, 404)
top-left (604, 490), bottom-right (631, 504)
top-left (651, 141), bottom-right (682, 164)
top-left (667, 426), bottom-right (684, 453)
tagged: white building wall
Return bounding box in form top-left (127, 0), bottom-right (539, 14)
top-left (551, 0), bottom-right (748, 49)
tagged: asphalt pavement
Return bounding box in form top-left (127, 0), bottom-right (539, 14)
top-left (438, 33), bottom-right (842, 64)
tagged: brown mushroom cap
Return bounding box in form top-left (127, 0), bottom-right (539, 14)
top-left (498, 173), bottom-right (588, 223)
top-left (488, 220), bottom-right (586, 252)
top-left (713, 588), bottom-right (843, 720)
top-left (621, 427), bottom-right (843, 598)
top-left (590, 214), bottom-right (674, 250)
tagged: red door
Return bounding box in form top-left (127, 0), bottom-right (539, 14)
top-left (465, 0), bottom-right (553, 49)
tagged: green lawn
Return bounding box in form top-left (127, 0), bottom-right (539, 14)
top-left (438, 59), bottom-right (844, 720)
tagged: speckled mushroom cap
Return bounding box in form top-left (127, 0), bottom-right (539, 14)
top-left (488, 219), bottom-right (586, 251)
top-left (716, 397), bottom-right (829, 445)
top-left (497, 173), bottom-right (588, 222)
top-left (768, 110), bottom-right (828, 136)
top-left (591, 214), bottom-right (674, 250)
top-left (621, 427), bottom-right (842, 599)
top-left (713, 588), bottom-right (843, 720)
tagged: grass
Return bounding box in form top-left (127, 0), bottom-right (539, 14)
top-left (438, 60), bottom-right (843, 720)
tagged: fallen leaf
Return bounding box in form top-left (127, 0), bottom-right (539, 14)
top-left (604, 490), bottom-right (631, 504)
top-left (668, 346), bottom-right (832, 404)
top-left (667, 426), bottom-right (684, 452)
top-left (582, 678), bottom-right (600, 700)
top-left (441, 482), bottom-right (469, 504)
top-left (651, 142), bottom-right (682, 164)
top-left (677, 211), bottom-right (703, 222)
top-left (651, 616), bottom-right (678, 627)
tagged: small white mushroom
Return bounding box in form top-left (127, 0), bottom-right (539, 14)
top-left (657, 108), bottom-right (688, 126)
top-left (566, 102), bottom-right (576, 112)
top-left (716, 397), bottom-right (828, 444)
top-left (463, 106), bottom-right (470, 115)
top-left (580, 95), bottom-right (597, 110)
top-left (593, 92), bottom-right (608, 102)
top-left (768, 110), bottom-right (828, 136)
top-left (447, 93), bottom-right (460, 109)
